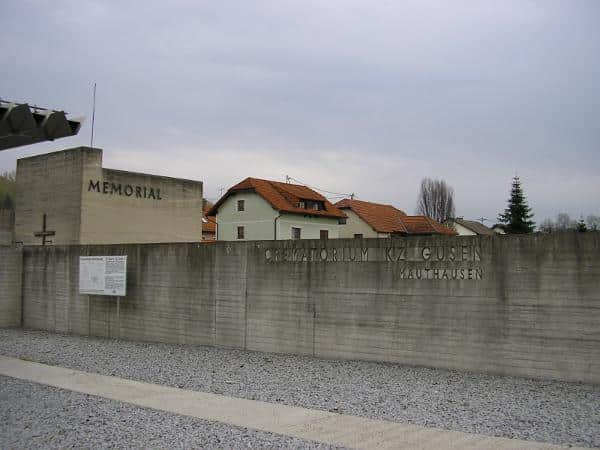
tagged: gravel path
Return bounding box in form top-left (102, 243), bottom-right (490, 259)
top-left (0, 376), bottom-right (339, 449)
top-left (1, 328), bottom-right (599, 448)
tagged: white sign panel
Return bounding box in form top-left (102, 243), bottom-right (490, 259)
top-left (79, 256), bottom-right (127, 296)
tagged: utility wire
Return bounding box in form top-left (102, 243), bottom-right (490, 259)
top-left (285, 175), bottom-right (355, 200)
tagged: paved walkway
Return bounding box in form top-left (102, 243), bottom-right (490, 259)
top-left (0, 356), bottom-right (583, 449)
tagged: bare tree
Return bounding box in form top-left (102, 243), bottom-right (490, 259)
top-left (416, 178), bottom-right (455, 222)
top-left (539, 218), bottom-right (555, 233)
top-left (556, 213), bottom-right (576, 230)
top-left (0, 170), bottom-right (16, 211)
top-left (586, 214), bottom-right (599, 231)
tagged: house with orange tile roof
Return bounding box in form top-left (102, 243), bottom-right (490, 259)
top-left (443, 218), bottom-right (496, 236)
top-left (201, 200), bottom-right (217, 241)
top-left (335, 198), bottom-right (456, 238)
top-left (208, 177), bottom-right (347, 241)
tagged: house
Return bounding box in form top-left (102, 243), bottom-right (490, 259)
top-left (208, 177), bottom-right (346, 241)
top-left (444, 218), bottom-right (496, 236)
top-left (491, 224), bottom-right (507, 235)
top-left (335, 198), bottom-right (408, 238)
top-left (202, 200), bottom-right (217, 241)
top-left (335, 198), bottom-right (456, 238)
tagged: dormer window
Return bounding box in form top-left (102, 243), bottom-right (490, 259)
top-left (299, 199), bottom-right (325, 211)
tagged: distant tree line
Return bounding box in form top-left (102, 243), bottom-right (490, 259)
top-left (0, 171), bottom-right (16, 210)
top-left (539, 213), bottom-right (599, 233)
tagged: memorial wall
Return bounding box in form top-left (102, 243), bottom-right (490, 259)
top-left (0, 245), bottom-right (22, 327)
top-left (1, 233), bottom-right (599, 383)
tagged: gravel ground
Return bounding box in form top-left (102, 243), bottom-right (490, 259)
top-left (0, 376), bottom-right (339, 449)
top-left (1, 328), bottom-right (599, 448)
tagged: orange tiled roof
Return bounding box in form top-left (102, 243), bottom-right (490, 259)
top-left (335, 198), bottom-right (408, 233)
top-left (202, 216), bottom-right (216, 234)
top-left (208, 177), bottom-right (347, 219)
top-left (402, 215), bottom-right (457, 236)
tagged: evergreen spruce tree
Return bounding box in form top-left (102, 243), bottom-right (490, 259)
top-left (498, 176), bottom-right (535, 234)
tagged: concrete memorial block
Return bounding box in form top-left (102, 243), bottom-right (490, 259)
top-left (14, 147), bottom-right (203, 246)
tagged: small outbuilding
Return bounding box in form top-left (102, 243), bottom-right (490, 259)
top-left (444, 218), bottom-right (496, 236)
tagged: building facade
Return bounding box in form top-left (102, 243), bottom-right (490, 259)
top-left (14, 147), bottom-right (203, 245)
top-left (336, 198), bottom-right (456, 238)
top-left (444, 218), bottom-right (496, 236)
top-left (209, 177), bottom-right (346, 241)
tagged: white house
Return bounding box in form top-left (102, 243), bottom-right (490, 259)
top-left (208, 177), bottom-right (347, 241)
top-left (444, 218), bottom-right (496, 236)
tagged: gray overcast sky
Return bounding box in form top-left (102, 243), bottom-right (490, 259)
top-left (1, 0), bottom-right (599, 223)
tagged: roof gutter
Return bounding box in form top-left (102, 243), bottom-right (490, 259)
top-left (274, 213), bottom-right (281, 240)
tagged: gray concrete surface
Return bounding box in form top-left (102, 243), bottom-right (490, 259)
top-left (1, 329), bottom-right (598, 448)
top-left (0, 246), bottom-right (21, 327)
top-left (14, 233), bottom-right (600, 383)
top-left (0, 356), bottom-right (581, 450)
top-left (14, 147), bottom-right (203, 246)
top-left (0, 376), bottom-right (337, 450)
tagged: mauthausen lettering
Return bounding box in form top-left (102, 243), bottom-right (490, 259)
top-left (88, 180), bottom-right (162, 200)
top-left (396, 267), bottom-right (483, 280)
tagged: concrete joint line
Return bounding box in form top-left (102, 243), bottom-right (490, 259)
top-left (0, 355), bottom-right (582, 450)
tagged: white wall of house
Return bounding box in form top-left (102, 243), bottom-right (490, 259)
top-left (278, 213), bottom-right (341, 240)
top-left (452, 222), bottom-right (477, 236)
top-left (338, 209), bottom-right (378, 238)
top-left (216, 192), bottom-right (278, 241)
top-left (216, 192), bottom-right (342, 241)
top-left (337, 209), bottom-right (392, 238)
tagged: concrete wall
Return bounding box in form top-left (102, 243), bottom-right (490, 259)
top-left (0, 245), bottom-right (22, 327)
top-left (15, 147), bottom-right (86, 245)
top-left (15, 147), bottom-right (203, 245)
top-left (0, 209), bottom-right (14, 244)
top-left (80, 168), bottom-right (203, 244)
top-left (14, 233), bottom-right (600, 383)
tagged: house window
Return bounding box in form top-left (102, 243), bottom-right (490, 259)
top-left (237, 200), bottom-right (245, 211)
top-left (320, 230), bottom-right (329, 240)
top-left (237, 226), bottom-right (245, 239)
top-left (299, 199), bottom-right (325, 211)
top-left (339, 218), bottom-right (347, 224)
top-left (354, 233), bottom-right (363, 239)
top-left (291, 227), bottom-right (301, 239)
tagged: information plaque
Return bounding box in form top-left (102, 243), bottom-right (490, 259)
top-left (79, 255), bottom-right (127, 296)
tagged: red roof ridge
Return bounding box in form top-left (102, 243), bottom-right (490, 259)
top-left (208, 177), bottom-right (346, 219)
top-left (334, 198), bottom-right (408, 233)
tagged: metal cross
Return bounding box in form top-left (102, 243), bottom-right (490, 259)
top-left (34, 213), bottom-right (55, 245)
